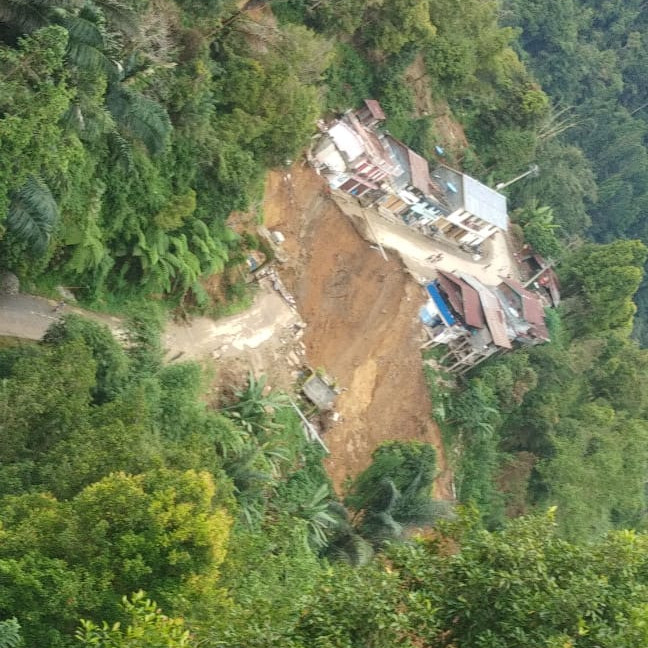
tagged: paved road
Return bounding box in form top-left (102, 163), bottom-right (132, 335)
top-left (0, 294), bottom-right (125, 340)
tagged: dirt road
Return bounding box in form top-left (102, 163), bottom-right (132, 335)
top-left (331, 192), bottom-right (519, 286)
top-left (164, 279), bottom-right (307, 391)
top-left (0, 284), bottom-right (306, 393)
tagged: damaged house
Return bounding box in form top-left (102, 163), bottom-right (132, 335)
top-left (311, 99), bottom-right (509, 248)
top-left (310, 101), bottom-right (399, 201)
top-left (421, 270), bottom-right (550, 374)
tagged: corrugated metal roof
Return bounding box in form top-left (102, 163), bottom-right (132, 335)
top-left (364, 99), bottom-right (386, 120)
top-left (437, 271), bottom-right (484, 328)
top-left (407, 148), bottom-right (431, 194)
top-left (462, 174), bottom-right (508, 231)
top-left (385, 136), bottom-right (431, 194)
top-left (459, 274), bottom-right (512, 348)
top-left (499, 278), bottom-right (549, 340)
top-left (546, 273), bottom-right (561, 307)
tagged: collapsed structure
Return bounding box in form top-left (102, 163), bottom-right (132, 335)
top-left (420, 270), bottom-right (550, 373)
top-left (310, 99), bottom-right (509, 249)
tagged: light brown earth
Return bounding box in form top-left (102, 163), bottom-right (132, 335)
top-left (404, 54), bottom-right (469, 163)
top-left (262, 164), bottom-right (453, 498)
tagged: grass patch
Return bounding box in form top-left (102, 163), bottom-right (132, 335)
top-left (0, 336), bottom-right (37, 350)
top-left (205, 284), bottom-right (256, 320)
top-left (422, 361), bottom-right (456, 457)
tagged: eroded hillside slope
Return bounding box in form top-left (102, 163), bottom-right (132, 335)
top-left (263, 164), bottom-right (452, 498)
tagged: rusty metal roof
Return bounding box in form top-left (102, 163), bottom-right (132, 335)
top-left (459, 274), bottom-right (512, 349)
top-left (407, 147), bottom-right (431, 195)
top-left (437, 270), bottom-right (484, 328)
top-left (499, 278), bottom-right (549, 340)
top-left (385, 136), bottom-right (431, 195)
top-left (364, 99), bottom-right (386, 120)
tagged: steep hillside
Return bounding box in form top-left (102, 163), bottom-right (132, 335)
top-left (262, 164), bottom-right (452, 498)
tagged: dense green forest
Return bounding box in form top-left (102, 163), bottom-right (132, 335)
top-left (424, 0), bottom-right (648, 537)
top-left (3, 0), bottom-right (648, 646)
top-left (0, 0), bottom-right (325, 308)
top-left (502, 0), bottom-right (648, 343)
top-left (3, 315), bottom-right (648, 647)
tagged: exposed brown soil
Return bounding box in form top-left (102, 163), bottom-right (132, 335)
top-left (0, 162), bottom-right (453, 500)
top-left (404, 55), bottom-right (469, 164)
top-left (263, 164), bottom-right (452, 499)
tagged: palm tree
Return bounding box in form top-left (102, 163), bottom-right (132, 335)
top-left (345, 441), bottom-right (453, 548)
top-left (105, 84), bottom-right (171, 155)
top-left (223, 442), bottom-right (276, 525)
top-left (222, 373), bottom-right (290, 440)
top-left (7, 175), bottom-right (58, 253)
top-left (324, 516), bottom-right (374, 566)
top-left (61, 4), bottom-right (115, 73)
top-left (355, 473), bottom-right (454, 547)
top-left (290, 483), bottom-right (350, 551)
top-left (0, 0), bottom-right (137, 42)
top-left (0, 0), bottom-right (74, 41)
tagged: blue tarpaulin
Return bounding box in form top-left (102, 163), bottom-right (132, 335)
top-left (426, 282), bottom-right (455, 326)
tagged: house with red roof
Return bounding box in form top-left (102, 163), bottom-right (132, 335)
top-left (421, 270), bottom-right (550, 373)
top-left (310, 99), bottom-right (510, 249)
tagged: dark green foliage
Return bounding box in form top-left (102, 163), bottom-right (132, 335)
top-left (0, 0), bottom-right (327, 304)
top-left (561, 239), bottom-right (647, 334)
top-left (446, 377), bottom-right (504, 524)
top-left (122, 304), bottom-right (165, 377)
top-left (503, 0), bottom-right (648, 341)
top-left (0, 320), bottom-right (241, 644)
top-left (292, 560), bottom-right (409, 648)
top-left (5, 2), bottom-right (648, 646)
top-left (508, 138), bottom-right (596, 237)
top-left (513, 201), bottom-right (562, 259)
top-left (0, 25), bottom-right (72, 227)
top-left (345, 441), bottom-right (447, 546)
top-left (105, 86), bottom-right (171, 156)
top-left (42, 314), bottom-right (129, 404)
top-left (324, 43), bottom-right (375, 112)
top-left (0, 0), bottom-right (63, 38)
top-left (6, 176), bottom-right (58, 254)
top-left (384, 512), bottom-right (648, 648)
top-left (347, 441), bottom-right (436, 509)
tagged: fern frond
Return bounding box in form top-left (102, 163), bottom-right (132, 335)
top-left (93, 0), bottom-right (139, 37)
top-left (107, 129), bottom-right (133, 169)
top-left (0, 616), bottom-right (22, 648)
top-left (0, 0), bottom-right (75, 34)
